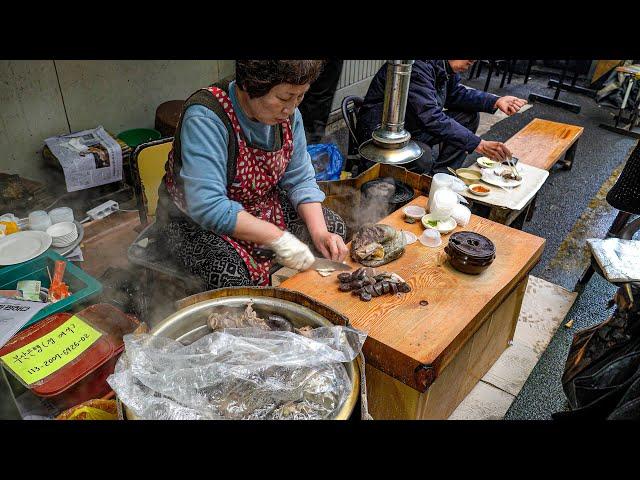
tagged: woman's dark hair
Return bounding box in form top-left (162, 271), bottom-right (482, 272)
top-left (235, 60), bottom-right (325, 98)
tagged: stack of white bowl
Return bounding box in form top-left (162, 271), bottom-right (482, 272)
top-left (46, 222), bottom-right (78, 248)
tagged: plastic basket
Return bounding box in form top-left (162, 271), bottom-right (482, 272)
top-left (116, 129), bottom-right (162, 149)
top-left (0, 250), bottom-right (102, 330)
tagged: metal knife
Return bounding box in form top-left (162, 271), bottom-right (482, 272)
top-left (310, 257), bottom-right (352, 271)
top-left (254, 248), bottom-right (352, 271)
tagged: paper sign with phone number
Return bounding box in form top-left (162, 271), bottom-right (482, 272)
top-left (0, 316), bottom-right (102, 385)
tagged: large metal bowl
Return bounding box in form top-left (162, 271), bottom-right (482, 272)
top-left (124, 288), bottom-right (360, 420)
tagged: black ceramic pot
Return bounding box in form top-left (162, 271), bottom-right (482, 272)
top-left (445, 231), bottom-right (496, 275)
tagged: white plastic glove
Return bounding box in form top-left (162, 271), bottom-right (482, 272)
top-left (268, 231), bottom-right (315, 271)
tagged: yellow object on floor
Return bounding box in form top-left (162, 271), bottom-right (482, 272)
top-left (56, 399), bottom-right (118, 420)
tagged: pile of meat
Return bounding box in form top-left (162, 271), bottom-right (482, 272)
top-left (350, 223), bottom-right (405, 267)
top-left (337, 267), bottom-right (411, 302)
top-left (207, 303), bottom-right (314, 336)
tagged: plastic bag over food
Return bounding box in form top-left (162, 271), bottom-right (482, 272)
top-left (107, 325), bottom-right (367, 420)
top-left (307, 143), bottom-right (344, 181)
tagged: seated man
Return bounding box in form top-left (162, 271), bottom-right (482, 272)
top-left (356, 60), bottom-right (527, 174)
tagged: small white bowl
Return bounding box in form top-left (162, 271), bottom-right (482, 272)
top-left (468, 183), bottom-right (491, 197)
top-left (403, 205), bottom-right (426, 222)
top-left (47, 222), bottom-right (78, 247)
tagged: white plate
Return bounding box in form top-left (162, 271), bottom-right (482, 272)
top-left (421, 214), bottom-right (457, 234)
top-left (0, 231), bottom-right (52, 266)
top-left (481, 165), bottom-right (523, 188)
top-left (476, 157), bottom-right (501, 169)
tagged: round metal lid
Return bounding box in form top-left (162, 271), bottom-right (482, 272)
top-left (448, 231), bottom-right (496, 260)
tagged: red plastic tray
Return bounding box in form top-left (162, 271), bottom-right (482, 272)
top-left (0, 304), bottom-right (139, 409)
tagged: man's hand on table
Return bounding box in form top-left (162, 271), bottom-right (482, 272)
top-left (475, 139), bottom-right (512, 162)
top-left (495, 96), bottom-right (527, 116)
top-left (312, 231), bottom-right (349, 262)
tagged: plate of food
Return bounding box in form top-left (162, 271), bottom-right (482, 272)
top-left (421, 214), bottom-right (457, 234)
top-left (476, 157), bottom-right (501, 169)
top-left (481, 165), bottom-right (523, 188)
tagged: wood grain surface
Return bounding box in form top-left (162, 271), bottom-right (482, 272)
top-left (505, 118), bottom-right (583, 171)
top-left (281, 195), bottom-right (545, 391)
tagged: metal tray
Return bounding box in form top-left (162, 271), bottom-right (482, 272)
top-left (124, 292), bottom-right (360, 420)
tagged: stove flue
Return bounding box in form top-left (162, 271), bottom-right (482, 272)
top-left (358, 60), bottom-right (423, 165)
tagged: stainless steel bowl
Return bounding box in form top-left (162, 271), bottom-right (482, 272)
top-left (124, 291), bottom-right (360, 420)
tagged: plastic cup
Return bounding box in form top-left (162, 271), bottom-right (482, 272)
top-left (0, 213), bottom-right (18, 223)
top-left (451, 204), bottom-right (471, 227)
top-left (419, 229), bottom-right (442, 248)
top-left (28, 210), bottom-right (52, 231)
top-left (430, 189), bottom-right (458, 220)
top-left (49, 207), bottom-right (75, 225)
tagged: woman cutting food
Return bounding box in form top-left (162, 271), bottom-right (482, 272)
top-left (155, 60), bottom-right (349, 288)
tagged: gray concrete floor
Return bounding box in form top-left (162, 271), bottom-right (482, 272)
top-left (322, 68), bottom-right (638, 419)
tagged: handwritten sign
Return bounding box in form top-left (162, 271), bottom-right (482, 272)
top-left (0, 316), bottom-right (102, 385)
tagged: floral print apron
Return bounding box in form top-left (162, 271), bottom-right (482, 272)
top-left (165, 86), bottom-right (293, 286)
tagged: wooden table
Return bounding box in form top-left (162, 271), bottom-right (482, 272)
top-left (281, 196), bottom-right (545, 419)
top-left (464, 118), bottom-right (583, 228)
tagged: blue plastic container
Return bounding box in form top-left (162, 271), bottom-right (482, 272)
top-left (0, 251), bottom-right (102, 330)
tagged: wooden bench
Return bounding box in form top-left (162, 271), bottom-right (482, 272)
top-left (463, 118), bottom-right (584, 228)
top-left (504, 118), bottom-right (584, 171)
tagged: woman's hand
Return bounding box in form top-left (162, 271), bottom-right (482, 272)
top-left (268, 231), bottom-right (315, 271)
top-left (312, 231), bottom-right (349, 262)
top-left (297, 202), bottom-right (349, 262)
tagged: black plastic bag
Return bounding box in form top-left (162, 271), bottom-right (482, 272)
top-left (555, 284), bottom-right (640, 420)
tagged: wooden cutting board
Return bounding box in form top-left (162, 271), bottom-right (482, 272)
top-left (281, 195), bottom-right (545, 392)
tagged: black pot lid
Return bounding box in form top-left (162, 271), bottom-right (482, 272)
top-left (448, 231), bottom-right (496, 260)
top-left (361, 177), bottom-right (415, 205)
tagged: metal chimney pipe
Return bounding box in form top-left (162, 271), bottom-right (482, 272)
top-left (359, 60), bottom-right (423, 165)
top-left (374, 60), bottom-right (413, 146)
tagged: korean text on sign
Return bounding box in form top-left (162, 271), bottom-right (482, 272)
top-left (0, 316), bottom-right (102, 385)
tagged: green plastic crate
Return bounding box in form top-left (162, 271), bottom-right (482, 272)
top-left (0, 250), bottom-right (102, 330)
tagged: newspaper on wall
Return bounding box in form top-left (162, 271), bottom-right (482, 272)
top-left (44, 126), bottom-right (122, 192)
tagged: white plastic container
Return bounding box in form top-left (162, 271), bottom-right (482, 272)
top-left (28, 210), bottom-right (52, 231)
top-left (430, 189), bottom-right (459, 221)
top-left (427, 173), bottom-right (453, 212)
top-left (451, 204), bottom-right (471, 227)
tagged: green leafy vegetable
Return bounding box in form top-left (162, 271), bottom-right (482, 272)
top-left (427, 220), bottom-right (439, 227)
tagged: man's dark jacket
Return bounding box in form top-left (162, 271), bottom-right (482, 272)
top-left (356, 60), bottom-right (500, 153)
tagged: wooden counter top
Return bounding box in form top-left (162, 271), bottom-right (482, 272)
top-left (281, 196), bottom-right (545, 392)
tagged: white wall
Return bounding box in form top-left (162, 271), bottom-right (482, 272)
top-left (0, 60), bottom-right (233, 183)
